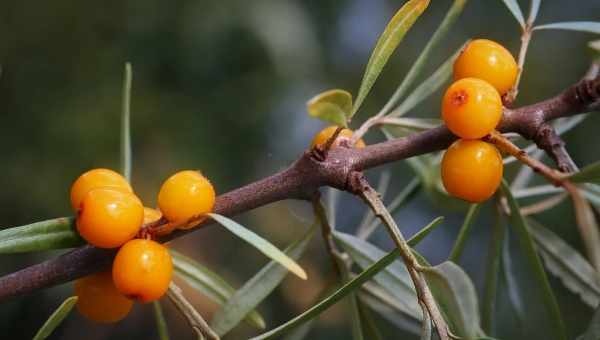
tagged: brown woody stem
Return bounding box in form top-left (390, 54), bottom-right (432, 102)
top-left (0, 70), bottom-right (599, 302)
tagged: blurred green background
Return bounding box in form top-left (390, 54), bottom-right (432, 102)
top-left (1, 0), bottom-right (599, 339)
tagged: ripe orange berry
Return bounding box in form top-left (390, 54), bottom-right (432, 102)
top-left (77, 188), bottom-right (144, 248)
top-left (310, 126), bottom-right (366, 149)
top-left (158, 170), bottom-right (215, 224)
top-left (441, 139), bottom-right (503, 203)
top-left (74, 271), bottom-right (133, 323)
top-left (112, 239), bottom-right (173, 303)
top-left (143, 207), bottom-right (163, 224)
top-left (453, 39), bottom-right (518, 95)
top-left (441, 78), bottom-right (502, 139)
top-left (70, 168), bottom-right (133, 211)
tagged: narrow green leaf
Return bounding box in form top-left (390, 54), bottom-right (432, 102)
top-left (534, 21), bottom-right (600, 34)
top-left (389, 43), bottom-right (464, 117)
top-left (153, 301), bottom-right (170, 340)
top-left (250, 246), bottom-right (403, 340)
top-left (379, 0), bottom-right (468, 115)
top-left (210, 225), bottom-right (316, 336)
top-left (170, 250), bottom-right (265, 330)
top-left (449, 204), bottom-right (480, 262)
top-left (334, 231), bottom-right (421, 319)
top-left (352, 0), bottom-right (431, 116)
top-left (0, 217), bottom-right (83, 253)
top-left (581, 304), bottom-right (600, 340)
top-left (422, 261), bottom-right (483, 339)
top-left (528, 219), bottom-right (600, 307)
top-left (528, 0), bottom-right (541, 24)
top-left (306, 89), bottom-right (352, 127)
top-left (121, 62), bottom-right (132, 182)
top-left (33, 296), bottom-right (78, 340)
top-left (482, 211), bottom-right (505, 334)
top-left (500, 0), bottom-right (525, 27)
top-left (209, 213), bottom-right (307, 280)
top-left (501, 181), bottom-right (567, 340)
top-left (569, 161), bottom-right (600, 183)
top-left (380, 117), bottom-right (441, 130)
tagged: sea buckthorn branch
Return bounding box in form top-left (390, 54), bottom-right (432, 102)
top-left (0, 70), bottom-right (598, 302)
top-left (347, 172), bottom-right (449, 340)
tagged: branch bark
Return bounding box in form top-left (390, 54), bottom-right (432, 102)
top-left (0, 71), bottom-right (599, 302)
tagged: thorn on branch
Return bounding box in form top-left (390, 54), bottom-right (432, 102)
top-left (535, 124), bottom-right (578, 173)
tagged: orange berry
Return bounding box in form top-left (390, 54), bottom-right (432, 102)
top-left (143, 207), bottom-right (163, 224)
top-left (441, 78), bottom-right (502, 139)
top-left (453, 39), bottom-right (518, 95)
top-left (70, 168), bottom-right (133, 211)
top-left (77, 188), bottom-right (143, 248)
top-left (112, 239), bottom-right (173, 303)
top-left (441, 139), bottom-right (503, 203)
top-left (74, 271), bottom-right (133, 323)
top-left (158, 170), bottom-right (215, 224)
top-left (310, 126), bottom-right (366, 149)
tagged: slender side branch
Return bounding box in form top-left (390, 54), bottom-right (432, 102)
top-left (348, 172), bottom-right (449, 340)
top-left (0, 70), bottom-right (599, 301)
top-left (167, 282), bottom-right (220, 340)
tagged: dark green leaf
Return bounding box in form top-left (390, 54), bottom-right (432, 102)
top-left (569, 161), bottom-right (600, 184)
top-left (352, 0), bottom-right (430, 116)
top-left (170, 250), bottom-right (265, 330)
top-left (210, 225), bottom-right (315, 336)
top-left (501, 181), bottom-right (567, 340)
top-left (209, 213), bottom-right (307, 279)
top-left (33, 296), bottom-right (78, 340)
top-left (529, 219), bottom-right (600, 307)
top-left (153, 301), bottom-right (170, 340)
top-left (422, 261), bottom-right (483, 338)
top-left (306, 89), bottom-right (352, 127)
top-left (120, 62), bottom-right (132, 182)
top-left (534, 21), bottom-right (600, 34)
top-left (449, 204), bottom-right (480, 262)
top-left (0, 217), bottom-right (83, 253)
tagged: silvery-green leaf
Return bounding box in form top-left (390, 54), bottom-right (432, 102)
top-left (33, 296), bottom-right (78, 340)
top-left (0, 217), bottom-right (83, 253)
top-left (500, 0), bottom-right (525, 27)
top-left (534, 21), bottom-right (600, 34)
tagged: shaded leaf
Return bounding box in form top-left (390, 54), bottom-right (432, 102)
top-left (500, 0), bottom-right (525, 27)
top-left (306, 89), bottom-right (352, 127)
top-left (422, 261), bottom-right (483, 339)
top-left (481, 211), bottom-right (505, 334)
top-left (569, 161), bottom-right (600, 184)
top-left (390, 43), bottom-right (464, 117)
top-left (209, 213), bottom-right (307, 279)
top-left (211, 225), bottom-right (315, 336)
top-left (153, 301), bottom-right (170, 340)
top-left (359, 284), bottom-right (421, 335)
top-left (352, 0), bottom-right (430, 116)
top-left (250, 245), bottom-right (404, 340)
top-left (501, 181), bottom-right (567, 340)
top-left (379, 0), bottom-right (468, 115)
top-left (33, 296), bottom-right (78, 340)
top-left (170, 250), bottom-right (265, 330)
top-left (449, 204), bottom-right (480, 262)
top-left (534, 21), bottom-right (600, 34)
top-left (120, 62), bottom-right (132, 182)
top-left (528, 219), bottom-right (600, 307)
top-left (581, 304), bottom-right (600, 340)
top-left (0, 217), bottom-right (83, 253)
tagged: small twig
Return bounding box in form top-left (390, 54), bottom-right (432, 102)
top-left (349, 172), bottom-right (449, 340)
top-left (483, 130), bottom-right (566, 186)
top-left (312, 193), bottom-right (347, 275)
top-left (505, 28), bottom-right (533, 105)
top-left (167, 282), bottom-right (220, 340)
top-left (314, 126), bottom-right (345, 162)
top-left (535, 124), bottom-right (578, 173)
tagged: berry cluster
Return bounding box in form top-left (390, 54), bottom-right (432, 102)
top-left (441, 39), bottom-right (517, 203)
top-left (71, 168), bottom-right (215, 322)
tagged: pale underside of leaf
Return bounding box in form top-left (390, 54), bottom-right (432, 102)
top-left (534, 21), bottom-right (600, 34)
